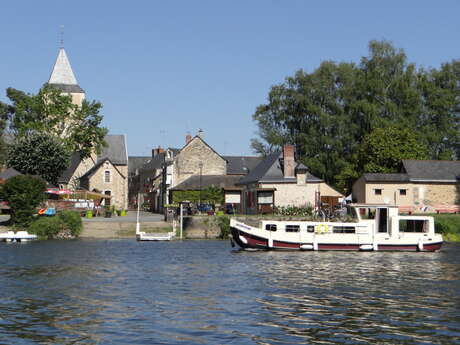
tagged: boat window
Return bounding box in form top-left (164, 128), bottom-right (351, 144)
top-left (359, 207), bottom-right (376, 219)
top-left (399, 219), bottom-right (428, 233)
top-left (285, 225), bottom-right (300, 232)
top-left (265, 224), bottom-right (277, 231)
top-left (333, 226), bottom-right (355, 233)
top-left (307, 225), bottom-right (315, 233)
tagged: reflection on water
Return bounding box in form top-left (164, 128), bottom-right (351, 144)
top-left (0, 240), bottom-right (459, 344)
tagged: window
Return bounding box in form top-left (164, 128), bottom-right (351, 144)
top-left (359, 207), bottom-right (376, 219)
top-left (374, 189), bottom-right (382, 195)
top-left (285, 225), bottom-right (300, 232)
top-left (104, 190), bottom-right (111, 206)
top-left (258, 191), bottom-right (273, 205)
top-left (399, 219), bottom-right (427, 233)
top-left (104, 170), bottom-right (111, 183)
top-left (265, 224), bottom-right (277, 231)
top-left (399, 189), bottom-right (407, 196)
top-left (333, 226), bottom-right (355, 233)
top-left (307, 226), bottom-right (315, 233)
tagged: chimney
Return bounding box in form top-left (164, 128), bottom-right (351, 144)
top-left (283, 144), bottom-right (295, 178)
top-left (152, 146), bottom-right (164, 157)
top-left (186, 133), bottom-right (192, 145)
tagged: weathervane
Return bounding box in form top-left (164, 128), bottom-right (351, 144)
top-left (60, 24), bottom-right (64, 48)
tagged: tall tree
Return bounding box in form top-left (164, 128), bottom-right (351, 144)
top-left (252, 40), bottom-right (460, 192)
top-left (0, 84), bottom-right (107, 159)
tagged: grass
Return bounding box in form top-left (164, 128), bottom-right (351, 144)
top-left (416, 213), bottom-right (460, 242)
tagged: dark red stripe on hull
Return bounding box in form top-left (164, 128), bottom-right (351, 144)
top-left (231, 227), bottom-right (443, 252)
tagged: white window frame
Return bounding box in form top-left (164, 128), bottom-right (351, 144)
top-left (104, 170), bottom-right (111, 183)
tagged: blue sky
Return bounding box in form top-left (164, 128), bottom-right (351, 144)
top-left (1, 0), bottom-right (459, 156)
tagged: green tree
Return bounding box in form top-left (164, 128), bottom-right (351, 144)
top-left (0, 175), bottom-right (46, 227)
top-left (6, 133), bottom-right (71, 185)
top-left (0, 84), bottom-right (107, 159)
top-left (202, 185), bottom-right (224, 205)
top-left (252, 40), bottom-right (460, 191)
top-left (358, 126), bottom-right (429, 173)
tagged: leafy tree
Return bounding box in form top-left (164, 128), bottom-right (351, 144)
top-left (358, 126), bottom-right (429, 173)
top-left (6, 133), bottom-right (71, 185)
top-left (252, 40), bottom-right (460, 191)
top-left (0, 175), bottom-right (46, 227)
top-left (0, 84), bottom-right (107, 159)
top-left (202, 185), bottom-right (224, 205)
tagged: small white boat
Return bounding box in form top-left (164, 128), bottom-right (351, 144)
top-left (0, 230), bottom-right (38, 242)
top-left (135, 193), bottom-right (175, 241)
top-left (230, 204), bottom-right (443, 252)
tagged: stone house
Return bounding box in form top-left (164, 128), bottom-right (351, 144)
top-left (236, 145), bottom-right (343, 214)
top-left (352, 160), bottom-right (460, 212)
top-left (58, 135), bottom-right (129, 209)
top-left (48, 47), bottom-right (129, 209)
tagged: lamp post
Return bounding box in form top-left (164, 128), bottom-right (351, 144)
top-left (199, 162), bottom-right (203, 209)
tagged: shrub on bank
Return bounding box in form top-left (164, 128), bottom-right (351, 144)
top-left (216, 215), bottom-right (230, 239)
top-left (433, 214), bottom-right (460, 242)
top-left (58, 210), bottom-right (82, 237)
top-left (28, 210), bottom-right (82, 239)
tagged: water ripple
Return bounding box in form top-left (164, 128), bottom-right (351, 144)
top-left (0, 240), bottom-right (459, 344)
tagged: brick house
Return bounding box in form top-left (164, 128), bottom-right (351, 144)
top-left (352, 160), bottom-right (460, 212)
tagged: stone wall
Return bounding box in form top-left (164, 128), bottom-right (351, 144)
top-left (172, 137), bottom-right (226, 187)
top-left (262, 183), bottom-right (320, 207)
top-left (182, 216), bottom-right (221, 239)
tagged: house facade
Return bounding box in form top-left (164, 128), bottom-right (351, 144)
top-left (352, 160), bottom-right (460, 211)
top-left (236, 145), bottom-right (343, 214)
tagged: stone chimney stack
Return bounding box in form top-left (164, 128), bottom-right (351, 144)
top-left (185, 133), bottom-right (192, 145)
top-left (283, 144), bottom-right (295, 178)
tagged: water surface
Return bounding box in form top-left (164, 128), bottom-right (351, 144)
top-left (0, 240), bottom-right (459, 344)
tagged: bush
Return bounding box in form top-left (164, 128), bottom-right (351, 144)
top-left (29, 216), bottom-right (62, 239)
top-left (58, 210), bottom-right (82, 237)
top-left (216, 215), bottom-right (230, 239)
top-left (0, 175), bottom-right (46, 228)
top-left (274, 205), bottom-right (313, 217)
top-left (434, 215), bottom-right (460, 242)
top-left (28, 211), bottom-right (82, 239)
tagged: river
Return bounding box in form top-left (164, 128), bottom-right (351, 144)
top-left (0, 240), bottom-right (459, 344)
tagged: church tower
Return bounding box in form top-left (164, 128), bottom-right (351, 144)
top-left (48, 48), bottom-right (85, 107)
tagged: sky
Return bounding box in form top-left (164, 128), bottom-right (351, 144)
top-left (1, 0), bottom-right (459, 157)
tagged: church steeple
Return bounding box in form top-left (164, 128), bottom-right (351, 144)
top-left (48, 47), bottom-right (85, 106)
top-left (49, 48), bottom-right (78, 85)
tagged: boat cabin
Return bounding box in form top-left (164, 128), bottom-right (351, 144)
top-left (259, 204), bottom-right (434, 237)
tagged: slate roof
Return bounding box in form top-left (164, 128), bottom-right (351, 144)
top-left (223, 156), bottom-right (263, 175)
top-left (170, 175), bottom-right (243, 191)
top-left (402, 160), bottom-right (460, 182)
top-left (48, 48), bottom-right (79, 86)
top-left (0, 168), bottom-right (22, 180)
top-left (362, 173), bottom-right (410, 183)
top-left (98, 135), bottom-right (128, 165)
top-left (128, 156), bottom-right (151, 175)
top-left (58, 152), bottom-right (82, 184)
top-left (236, 152), bottom-right (323, 185)
top-left (48, 83), bottom-right (84, 93)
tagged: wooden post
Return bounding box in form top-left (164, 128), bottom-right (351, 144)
top-left (180, 203), bottom-right (183, 240)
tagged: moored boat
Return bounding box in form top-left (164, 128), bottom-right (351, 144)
top-left (230, 204), bottom-right (443, 252)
